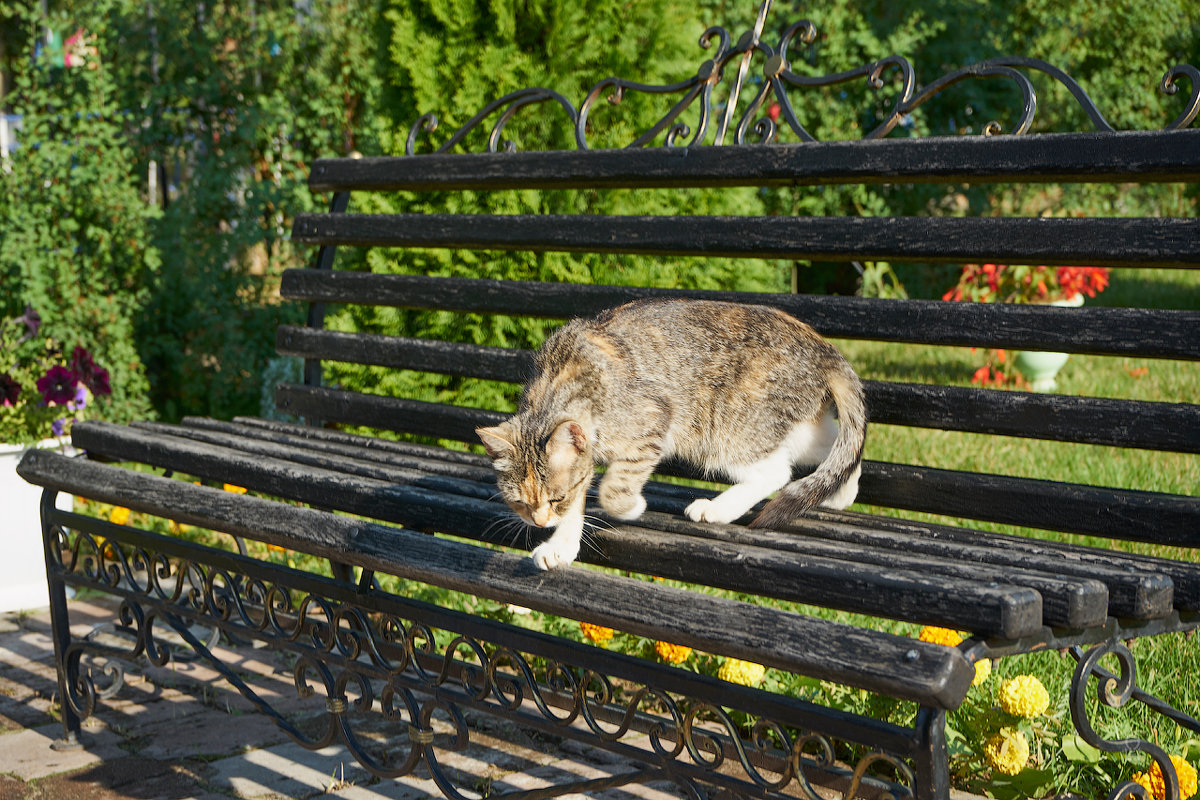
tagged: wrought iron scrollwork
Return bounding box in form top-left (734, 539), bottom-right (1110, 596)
top-left (50, 519), bottom-right (920, 800)
top-left (1063, 640), bottom-right (1200, 800)
top-left (404, 0), bottom-right (1198, 154)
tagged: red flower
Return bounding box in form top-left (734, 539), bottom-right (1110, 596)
top-left (36, 365), bottom-right (79, 405)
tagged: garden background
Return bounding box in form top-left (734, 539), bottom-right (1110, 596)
top-left (1, 1), bottom-right (1197, 798)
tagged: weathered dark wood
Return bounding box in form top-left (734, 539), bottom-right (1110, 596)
top-left (272, 383), bottom-right (1200, 546)
top-left (274, 329), bottom-right (1200, 453)
top-left (307, 130), bottom-right (1200, 192)
top-left (69, 421), bottom-right (1045, 639)
top-left (279, 272), bottom-right (1200, 360)
top-left (150, 419), bottom-right (1115, 629)
top-left (291, 212), bottom-right (1199, 268)
top-left (18, 448), bottom-right (977, 708)
top-left (861, 462), bottom-right (1200, 549)
top-left (795, 508), bottom-right (1200, 615)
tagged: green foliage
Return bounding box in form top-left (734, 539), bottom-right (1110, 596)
top-left (0, 0), bottom-right (155, 436)
top-left (326, 0), bottom-right (786, 414)
top-left (94, 0), bottom-right (387, 420)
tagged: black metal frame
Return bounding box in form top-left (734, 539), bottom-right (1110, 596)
top-left (42, 491), bottom-right (952, 800)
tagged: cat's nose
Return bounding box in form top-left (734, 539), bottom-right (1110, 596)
top-left (531, 507), bottom-right (552, 527)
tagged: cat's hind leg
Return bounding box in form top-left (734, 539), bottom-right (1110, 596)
top-left (685, 417), bottom-right (829, 525)
top-left (684, 452), bottom-right (793, 524)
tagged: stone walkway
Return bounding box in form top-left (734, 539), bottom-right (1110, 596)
top-left (0, 596), bottom-right (687, 800)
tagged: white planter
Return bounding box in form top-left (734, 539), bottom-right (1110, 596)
top-left (1, 439), bottom-right (74, 613)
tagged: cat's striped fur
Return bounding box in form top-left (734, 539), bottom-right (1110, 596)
top-left (476, 299), bottom-right (867, 570)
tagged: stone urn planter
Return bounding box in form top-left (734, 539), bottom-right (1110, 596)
top-left (1, 439), bottom-right (74, 612)
top-left (1013, 294), bottom-right (1084, 392)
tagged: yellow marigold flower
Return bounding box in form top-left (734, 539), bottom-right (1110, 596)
top-left (108, 506), bottom-right (130, 525)
top-left (918, 626), bottom-right (964, 647)
top-left (579, 621), bottom-right (614, 644)
top-left (717, 658), bottom-right (766, 687)
top-left (972, 657), bottom-right (992, 686)
top-left (654, 641), bottom-right (692, 664)
top-left (223, 483), bottom-right (248, 494)
top-left (984, 728), bottom-right (1030, 775)
top-left (998, 674), bottom-right (1050, 718)
top-left (1129, 755), bottom-right (1199, 800)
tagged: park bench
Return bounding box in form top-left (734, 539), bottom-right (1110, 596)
top-left (16, 4), bottom-right (1200, 799)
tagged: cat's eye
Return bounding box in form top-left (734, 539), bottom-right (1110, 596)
top-left (548, 496), bottom-right (565, 504)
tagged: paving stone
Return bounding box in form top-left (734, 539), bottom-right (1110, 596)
top-left (130, 705), bottom-right (293, 761)
top-left (32, 757), bottom-right (213, 800)
top-left (207, 741), bottom-right (376, 799)
top-left (1, 722), bottom-right (125, 781)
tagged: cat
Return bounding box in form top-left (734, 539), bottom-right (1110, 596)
top-left (476, 298), bottom-right (867, 570)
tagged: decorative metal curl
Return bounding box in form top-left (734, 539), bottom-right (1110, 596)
top-left (404, 0), bottom-right (1198, 152)
top-left (1064, 640), bottom-right (1200, 800)
top-left (49, 525), bottom-right (930, 800)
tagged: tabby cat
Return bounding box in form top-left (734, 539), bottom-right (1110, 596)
top-left (476, 299), bottom-right (867, 570)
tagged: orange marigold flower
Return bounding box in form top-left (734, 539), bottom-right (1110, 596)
top-left (223, 483), bottom-right (248, 494)
top-left (654, 641), bottom-right (692, 664)
top-left (918, 626), bottom-right (964, 647)
top-left (108, 506), bottom-right (130, 525)
top-left (1129, 755), bottom-right (1199, 800)
top-left (579, 621), bottom-right (614, 644)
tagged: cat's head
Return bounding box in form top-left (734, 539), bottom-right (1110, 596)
top-left (476, 417), bottom-right (591, 528)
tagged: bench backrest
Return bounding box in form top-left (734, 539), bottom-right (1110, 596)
top-left (279, 125), bottom-right (1200, 555)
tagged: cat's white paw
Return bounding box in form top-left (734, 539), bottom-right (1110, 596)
top-left (606, 494), bottom-right (647, 521)
top-left (685, 498), bottom-right (739, 524)
top-left (530, 537), bottom-right (580, 570)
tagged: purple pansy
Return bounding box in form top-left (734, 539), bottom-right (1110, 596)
top-left (0, 373), bottom-right (19, 406)
top-left (68, 384), bottom-right (88, 411)
top-left (71, 346), bottom-right (111, 396)
top-left (51, 417), bottom-right (66, 437)
top-left (36, 365), bottom-right (79, 406)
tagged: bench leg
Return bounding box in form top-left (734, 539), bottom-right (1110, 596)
top-left (40, 488), bottom-right (85, 751)
top-left (913, 706), bottom-right (950, 800)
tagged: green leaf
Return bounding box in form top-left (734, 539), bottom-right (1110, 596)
top-left (1062, 734), bottom-right (1103, 764)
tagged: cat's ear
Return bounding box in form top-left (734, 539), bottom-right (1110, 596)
top-left (547, 420), bottom-right (588, 470)
top-left (476, 424), bottom-right (515, 460)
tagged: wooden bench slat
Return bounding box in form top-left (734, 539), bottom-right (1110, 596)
top-left (17, 448), bottom-right (975, 709)
top-left (792, 508), bottom-right (1200, 615)
top-left (71, 421), bottom-right (1044, 639)
top-left (191, 416), bottom-right (1199, 620)
top-left (291, 212), bottom-right (1200, 268)
top-left (306, 130), bottom-right (1200, 192)
top-left (275, 327), bottom-right (1200, 454)
top-left (273, 384), bottom-right (1200, 547)
top-left (278, 272), bottom-right (1200, 360)
top-left (164, 418), bottom-right (1109, 629)
top-left (861, 462), bottom-right (1200, 550)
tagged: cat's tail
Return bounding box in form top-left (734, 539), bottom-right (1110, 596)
top-left (748, 364), bottom-right (867, 529)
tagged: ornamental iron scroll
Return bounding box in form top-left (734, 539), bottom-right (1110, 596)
top-left (404, 0), bottom-right (1199, 154)
top-left (1060, 640), bottom-right (1200, 800)
top-left (47, 517), bottom-right (921, 800)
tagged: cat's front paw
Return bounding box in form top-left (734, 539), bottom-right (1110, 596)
top-left (530, 537), bottom-right (580, 570)
top-left (684, 497), bottom-right (739, 524)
